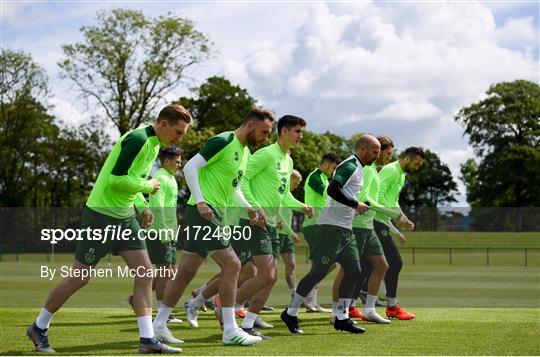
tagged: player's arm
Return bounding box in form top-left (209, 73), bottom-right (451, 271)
top-left (307, 171), bottom-right (326, 196)
top-left (109, 133), bottom-right (156, 195)
top-left (328, 162), bottom-right (369, 213)
top-left (149, 176), bottom-right (167, 236)
top-left (183, 154), bottom-right (208, 204)
top-left (240, 149), bottom-right (268, 209)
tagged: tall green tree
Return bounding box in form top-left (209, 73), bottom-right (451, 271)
top-left (0, 49), bottom-right (55, 206)
top-left (456, 80), bottom-right (540, 208)
top-left (178, 76), bottom-right (256, 133)
top-left (399, 150), bottom-right (458, 230)
top-left (59, 8), bottom-right (213, 135)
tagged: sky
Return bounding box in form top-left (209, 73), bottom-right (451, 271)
top-left (2, 0), bottom-right (539, 206)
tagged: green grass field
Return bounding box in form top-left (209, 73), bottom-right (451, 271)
top-left (1, 232), bottom-right (539, 355)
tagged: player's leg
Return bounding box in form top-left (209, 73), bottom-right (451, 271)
top-left (281, 225), bottom-right (339, 334)
top-left (374, 221), bottom-right (414, 320)
top-left (211, 247), bottom-right (262, 345)
top-left (120, 247), bottom-right (182, 353)
top-left (282, 252), bottom-right (296, 291)
top-left (153, 251), bottom-right (204, 341)
top-left (28, 207), bottom-right (112, 353)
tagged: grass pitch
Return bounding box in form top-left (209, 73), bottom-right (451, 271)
top-left (1, 231), bottom-right (539, 355)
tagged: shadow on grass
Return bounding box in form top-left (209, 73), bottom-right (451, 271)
top-left (3, 340), bottom-right (137, 355)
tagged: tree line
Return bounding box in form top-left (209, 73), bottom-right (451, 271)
top-left (1, 9), bottom-right (538, 231)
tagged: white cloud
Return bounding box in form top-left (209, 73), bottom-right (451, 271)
top-left (496, 16), bottom-right (538, 55)
top-left (373, 98), bottom-right (442, 121)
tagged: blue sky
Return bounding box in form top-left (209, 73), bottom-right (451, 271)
top-left (2, 1), bottom-right (539, 206)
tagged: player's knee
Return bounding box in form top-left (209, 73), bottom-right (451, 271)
top-left (222, 257), bottom-right (241, 276)
top-left (377, 261), bottom-right (389, 274)
top-left (392, 257), bottom-right (403, 272)
top-left (69, 275), bottom-right (91, 288)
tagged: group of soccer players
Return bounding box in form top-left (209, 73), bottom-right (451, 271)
top-left (27, 104), bottom-right (424, 353)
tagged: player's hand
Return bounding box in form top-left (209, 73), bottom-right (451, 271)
top-left (404, 219), bottom-right (415, 231)
top-left (302, 205), bottom-right (315, 218)
top-left (196, 202), bottom-right (214, 221)
top-left (355, 202), bottom-right (370, 215)
top-left (292, 233), bottom-right (300, 244)
top-left (397, 232), bottom-right (407, 245)
top-left (140, 208), bottom-right (154, 228)
top-left (276, 221), bottom-right (285, 230)
top-left (256, 209), bottom-right (267, 227)
top-left (247, 207), bottom-right (259, 225)
top-left (149, 179), bottom-right (160, 194)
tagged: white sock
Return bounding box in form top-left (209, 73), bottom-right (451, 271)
top-left (241, 311), bottom-right (258, 329)
top-left (221, 307), bottom-right (238, 335)
top-left (305, 288), bottom-right (314, 303)
top-left (189, 292), bottom-right (207, 309)
top-left (290, 288), bottom-right (296, 298)
top-left (388, 297), bottom-right (397, 307)
top-left (350, 299), bottom-right (357, 307)
top-left (156, 300), bottom-right (163, 310)
top-left (36, 308), bottom-right (54, 330)
top-left (153, 305), bottom-right (174, 330)
top-left (287, 293), bottom-right (305, 316)
top-left (366, 294), bottom-right (377, 309)
top-left (137, 316), bottom-right (154, 339)
top-left (336, 298), bottom-right (351, 320)
top-left (332, 301), bottom-right (339, 317)
top-left (312, 287), bottom-right (319, 305)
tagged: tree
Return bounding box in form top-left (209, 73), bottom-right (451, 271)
top-left (399, 149), bottom-right (458, 230)
top-left (179, 76), bottom-right (256, 133)
top-left (0, 49), bottom-right (55, 206)
top-left (456, 80), bottom-right (540, 208)
top-left (59, 8), bottom-right (213, 135)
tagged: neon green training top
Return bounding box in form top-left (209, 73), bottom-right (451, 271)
top-left (303, 169), bottom-right (329, 228)
top-left (353, 163), bottom-right (401, 229)
top-left (149, 167), bottom-right (178, 241)
top-left (374, 160), bottom-right (405, 227)
top-left (242, 142), bottom-right (304, 227)
top-left (187, 132), bottom-right (250, 216)
top-left (86, 124), bottom-right (160, 219)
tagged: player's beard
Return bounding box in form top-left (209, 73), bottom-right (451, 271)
top-left (246, 131), bottom-right (262, 148)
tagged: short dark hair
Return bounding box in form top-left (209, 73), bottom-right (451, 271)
top-left (400, 146), bottom-right (425, 159)
top-left (243, 107), bottom-right (275, 124)
top-left (377, 135), bottom-right (394, 151)
top-left (321, 152), bottom-right (341, 165)
top-left (159, 146), bottom-right (182, 162)
top-left (277, 115), bottom-right (306, 135)
top-left (158, 104), bottom-right (191, 124)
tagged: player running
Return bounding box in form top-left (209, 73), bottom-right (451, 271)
top-left (350, 135), bottom-right (408, 323)
top-left (146, 147), bottom-right (183, 324)
top-left (152, 108), bottom-right (274, 346)
top-left (277, 170), bottom-right (303, 302)
top-left (302, 153), bottom-right (341, 313)
top-left (372, 146), bottom-right (424, 320)
top-left (281, 135), bottom-right (379, 335)
top-left (27, 104), bottom-right (191, 354)
top-left (233, 115), bottom-right (314, 339)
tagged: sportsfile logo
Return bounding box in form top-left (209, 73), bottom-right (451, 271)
top-left (40, 225), bottom-right (252, 245)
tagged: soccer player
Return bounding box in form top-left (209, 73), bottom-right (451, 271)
top-left (302, 153), bottom-right (341, 312)
top-left (153, 108), bottom-right (274, 346)
top-left (277, 170), bottom-right (303, 299)
top-left (350, 135), bottom-right (407, 324)
top-left (373, 146), bottom-right (424, 320)
top-left (233, 115), bottom-right (314, 339)
top-left (27, 104), bottom-right (191, 354)
top-left (147, 147), bottom-right (183, 324)
top-left (281, 135), bottom-right (379, 335)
